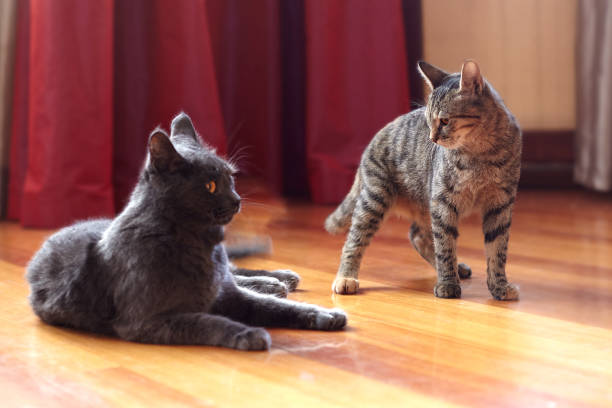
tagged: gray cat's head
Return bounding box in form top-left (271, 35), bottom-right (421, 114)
top-left (144, 113), bottom-right (240, 225)
top-left (418, 60), bottom-right (499, 152)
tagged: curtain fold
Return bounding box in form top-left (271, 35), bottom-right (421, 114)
top-left (7, 0), bottom-right (415, 228)
top-left (575, 0), bottom-right (612, 191)
top-left (207, 0), bottom-right (283, 192)
top-left (304, 0), bottom-right (410, 203)
top-left (0, 0), bottom-right (17, 218)
top-left (8, 0), bottom-right (227, 227)
top-left (113, 0), bottom-right (226, 211)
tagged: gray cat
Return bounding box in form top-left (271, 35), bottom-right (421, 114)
top-left (26, 113), bottom-right (346, 350)
top-left (325, 60), bottom-right (521, 300)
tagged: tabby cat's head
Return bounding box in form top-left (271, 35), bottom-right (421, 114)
top-left (145, 113), bottom-right (240, 225)
top-left (418, 59), bottom-right (497, 152)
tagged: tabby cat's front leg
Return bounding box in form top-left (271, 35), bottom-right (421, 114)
top-left (333, 183), bottom-right (390, 294)
top-left (482, 196), bottom-right (519, 300)
top-left (430, 195), bottom-right (461, 298)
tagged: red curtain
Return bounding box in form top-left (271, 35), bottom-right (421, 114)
top-left (304, 0), bottom-right (410, 203)
top-left (8, 0), bottom-right (414, 228)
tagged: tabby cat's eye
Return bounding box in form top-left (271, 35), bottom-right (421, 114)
top-left (440, 118), bottom-right (449, 126)
top-left (205, 181), bottom-right (216, 194)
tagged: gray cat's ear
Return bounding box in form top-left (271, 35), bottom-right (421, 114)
top-left (460, 59), bottom-right (484, 95)
top-left (148, 128), bottom-right (185, 172)
top-left (417, 61), bottom-right (449, 90)
top-left (171, 112), bottom-right (199, 143)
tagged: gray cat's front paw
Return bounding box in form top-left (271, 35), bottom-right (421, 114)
top-left (230, 327), bottom-right (271, 351)
top-left (302, 308), bottom-right (347, 331)
top-left (458, 263), bottom-right (472, 279)
top-left (270, 269), bottom-right (300, 291)
top-left (253, 278), bottom-right (289, 298)
top-left (239, 276), bottom-right (288, 298)
top-left (434, 281), bottom-right (461, 298)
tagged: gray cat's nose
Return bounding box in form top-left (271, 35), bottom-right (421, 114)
top-left (231, 198), bottom-right (241, 212)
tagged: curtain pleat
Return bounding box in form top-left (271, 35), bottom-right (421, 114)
top-left (207, 0), bottom-right (283, 192)
top-left (113, 0), bottom-right (226, 211)
top-left (0, 0), bottom-right (17, 217)
top-left (575, 0), bottom-right (612, 191)
top-left (9, 0), bottom-right (115, 228)
top-left (304, 0), bottom-right (410, 203)
top-left (7, 0), bottom-right (416, 227)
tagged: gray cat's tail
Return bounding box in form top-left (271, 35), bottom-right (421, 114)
top-left (324, 172), bottom-right (361, 234)
top-left (224, 235), bottom-right (272, 259)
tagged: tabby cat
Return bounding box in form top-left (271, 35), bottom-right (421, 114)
top-left (325, 60), bottom-right (521, 300)
top-left (27, 113), bottom-right (346, 350)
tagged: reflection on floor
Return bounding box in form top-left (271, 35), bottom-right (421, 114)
top-left (0, 188), bottom-right (611, 407)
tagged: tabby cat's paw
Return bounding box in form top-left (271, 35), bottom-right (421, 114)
top-left (230, 327), bottom-right (271, 351)
top-left (271, 269), bottom-right (300, 291)
top-left (490, 282), bottom-right (519, 301)
top-left (434, 281), bottom-right (461, 298)
top-left (458, 263), bottom-right (472, 279)
top-left (303, 308), bottom-right (347, 331)
top-left (332, 277), bottom-right (359, 295)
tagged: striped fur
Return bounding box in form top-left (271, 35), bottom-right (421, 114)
top-left (325, 60), bottom-right (521, 300)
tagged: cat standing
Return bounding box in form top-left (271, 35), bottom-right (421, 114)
top-left (325, 60), bottom-right (521, 300)
top-left (27, 113), bottom-right (346, 350)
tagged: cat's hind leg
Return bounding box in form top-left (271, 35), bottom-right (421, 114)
top-left (409, 220), bottom-right (471, 279)
top-left (409, 220), bottom-right (436, 266)
top-left (230, 264), bottom-right (300, 292)
top-left (213, 281), bottom-right (347, 331)
top-left (457, 263), bottom-right (472, 279)
top-left (114, 313), bottom-right (271, 350)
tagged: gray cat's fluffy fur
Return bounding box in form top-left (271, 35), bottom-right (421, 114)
top-left (26, 113), bottom-right (346, 350)
top-left (326, 60), bottom-right (521, 300)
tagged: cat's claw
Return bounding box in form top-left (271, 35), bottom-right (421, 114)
top-left (490, 282), bottom-right (519, 301)
top-left (271, 269), bottom-right (300, 291)
top-left (458, 263), bottom-right (472, 279)
top-left (434, 281), bottom-right (461, 298)
top-left (231, 327), bottom-right (271, 351)
top-left (332, 277), bottom-right (359, 295)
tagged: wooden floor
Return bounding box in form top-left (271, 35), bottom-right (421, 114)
top-left (1, 188), bottom-right (611, 407)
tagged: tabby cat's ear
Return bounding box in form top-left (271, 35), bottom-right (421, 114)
top-left (460, 59), bottom-right (484, 95)
top-left (171, 112), bottom-right (199, 143)
top-left (148, 128), bottom-right (185, 172)
top-left (417, 61), bottom-right (449, 90)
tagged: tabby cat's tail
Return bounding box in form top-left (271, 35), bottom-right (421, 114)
top-left (324, 172), bottom-right (361, 234)
top-left (224, 235), bottom-right (272, 259)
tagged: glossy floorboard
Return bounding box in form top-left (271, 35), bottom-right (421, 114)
top-left (0, 189), bottom-right (611, 407)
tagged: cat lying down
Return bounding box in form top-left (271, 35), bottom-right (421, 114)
top-left (26, 113), bottom-right (346, 350)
